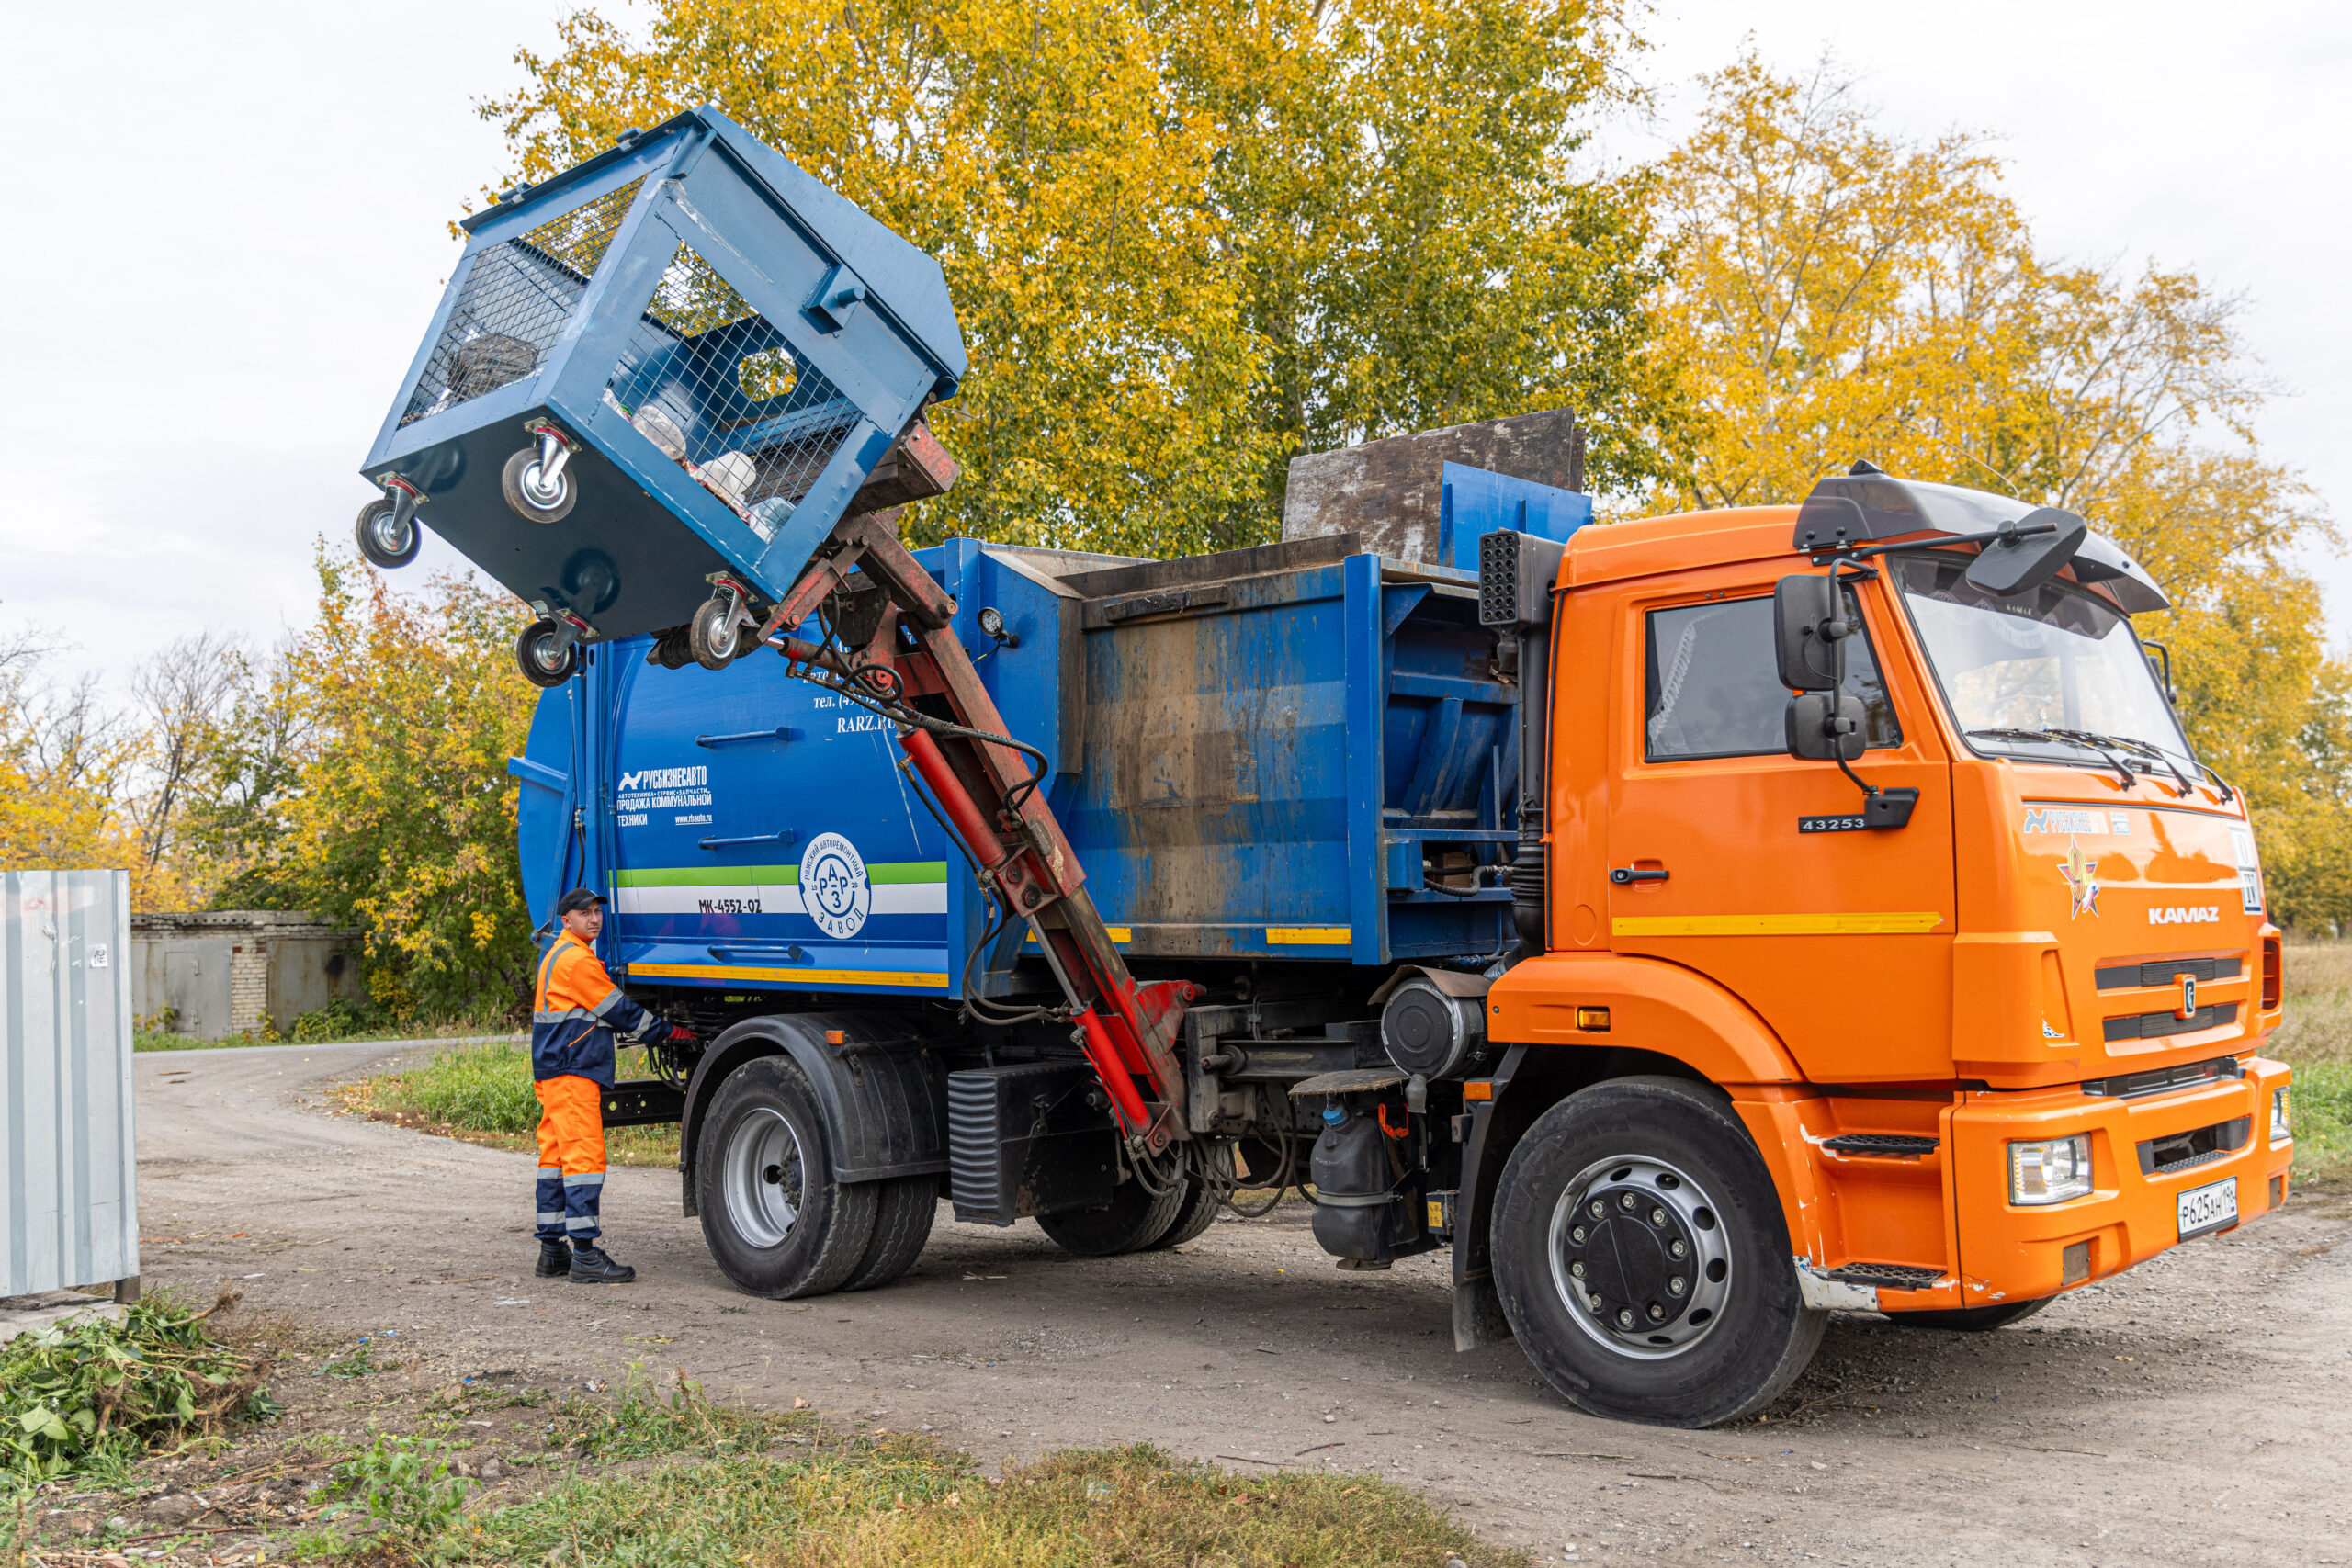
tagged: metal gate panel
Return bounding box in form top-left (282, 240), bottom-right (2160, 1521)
top-left (1, 870), bottom-right (140, 1296)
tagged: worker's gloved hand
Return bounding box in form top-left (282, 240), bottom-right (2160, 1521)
top-left (664, 1023), bottom-right (698, 1046)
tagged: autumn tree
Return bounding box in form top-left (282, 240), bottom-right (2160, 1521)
top-left (478, 0), bottom-right (1683, 557)
top-left (1654, 53), bottom-right (2352, 928)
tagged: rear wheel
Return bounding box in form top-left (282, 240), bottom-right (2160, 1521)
top-left (1890, 1296), bottom-right (2052, 1331)
top-left (1150, 1143), bottom-right (1231, 1249)
top-left (1037, 1173), bottom-right (1185, 1258)
top-left (695, 1056), bottom-right (877, 1298)
top-left (1492, 1076), bottom-right (1826, 1427)
top-left (842, 1175), bottom-right (938, 1292)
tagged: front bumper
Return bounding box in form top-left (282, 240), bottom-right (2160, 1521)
top-left (1935, 1055), bottom-right (2292, 1308)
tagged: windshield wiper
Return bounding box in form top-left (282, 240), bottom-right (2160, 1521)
top-left (1967, 728), bottom-right (2142, 792)
top-left (2064, 731), bottom-right (2199, 798)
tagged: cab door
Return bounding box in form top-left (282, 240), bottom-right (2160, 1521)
top-left (1601, 572), bottom-right (1956, 1083)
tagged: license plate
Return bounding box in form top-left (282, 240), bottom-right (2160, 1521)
top-left (2177, 1176), bottom-right (2239, 1240)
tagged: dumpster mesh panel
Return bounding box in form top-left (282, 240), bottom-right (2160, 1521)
top-left (399, 179), bottom-right (647, 428)
top-left (605, 242), bottom-right (865, 541)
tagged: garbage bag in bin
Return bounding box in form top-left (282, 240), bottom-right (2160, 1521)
top-left (356, 106), bottom-right (967, 649)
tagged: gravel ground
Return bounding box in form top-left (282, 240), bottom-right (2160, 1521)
top-left (131, 1040), bottom-right (2352, 1566)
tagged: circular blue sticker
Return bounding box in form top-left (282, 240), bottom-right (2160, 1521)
top-left (800, 831), bottom-right (871, 940)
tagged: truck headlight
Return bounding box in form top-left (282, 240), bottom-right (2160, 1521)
top-left (2272, 1086), bottom-right (2292, 1144)
top-left (2008, 1135), bottom-right (2093, 1205)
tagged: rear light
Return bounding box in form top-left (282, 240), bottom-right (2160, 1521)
top-left (2263, 936), bottom-right (2282, 1010)
top-left (2273, 1085), bottom-right (2292, 1144)
top-left (2007, 1135), bottom-right (2094, 1205)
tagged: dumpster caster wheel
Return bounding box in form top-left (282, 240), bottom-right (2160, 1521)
top-left (354, 497), bottom-right (420, 569)
top-left (689, 596), bottom-right (746, 670)
top-left (515, 619), bottom-right (579, 688)
top-left (503, 445), bottom-right (576, 525)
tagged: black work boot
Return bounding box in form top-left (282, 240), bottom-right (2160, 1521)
top-left (535, 1240), bottom-right (571, 1278)
top-left (569, 1244), bottom-right (636, 1285)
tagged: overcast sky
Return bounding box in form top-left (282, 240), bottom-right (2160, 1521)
top-left (2, 0), bottom-right (2343, 693)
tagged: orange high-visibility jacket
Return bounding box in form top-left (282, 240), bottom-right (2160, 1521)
top-left (531, 930), bottom-right (658, 1085)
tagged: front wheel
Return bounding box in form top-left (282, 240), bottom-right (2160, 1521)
top-left (1890, 1296), bottom-right (2052, 1332)
top-left (514, 620), bottom-right (578, 688)
top-left (355, 497), bottom-right (420, 569)
top-left (1492, 1076), bottom-right (1826, 1427)
top-left (695, 1056), bottom-right (878, 1298)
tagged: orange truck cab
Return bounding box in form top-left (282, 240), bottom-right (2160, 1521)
top-left (1463, 466), bottom-right (2291, 1425)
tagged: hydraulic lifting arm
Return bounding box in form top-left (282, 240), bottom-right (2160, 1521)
top-left (752, 436), bottom-right (1198, 1153)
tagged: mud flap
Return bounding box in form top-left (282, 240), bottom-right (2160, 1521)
top-left (1453, 1274), bottom-right (1515, 1352)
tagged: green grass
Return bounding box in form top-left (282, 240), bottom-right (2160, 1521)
top-left (361, 1042), bottom-right (680, 1167)
top-left (134, 1025), bottom-right (522, 1054)
top-left (2275, 942), bottom-right (2352, 1188)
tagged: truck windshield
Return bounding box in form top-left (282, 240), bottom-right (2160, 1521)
top-left (1893, 552), bottom-right (2194, 773)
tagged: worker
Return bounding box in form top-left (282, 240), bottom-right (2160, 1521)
top-left (532, 887), bottom-right (695, 1284)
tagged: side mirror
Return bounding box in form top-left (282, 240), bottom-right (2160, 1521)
top-left (1787, 693), bottom-right (1866, 761)
top-left (1773, 575), bottom-right (1844, 691)
top-left (1964, 506), bottom-right (2088, 598)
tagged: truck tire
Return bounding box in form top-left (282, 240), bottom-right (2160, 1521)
top-left (695, 1056), bottom-right (878, 1299)
top-left (1149, 1179), bottom-right (1219, 1249)
top-left (842, 1176), bottom-right (939, 1292)
top-left (1890, 1296), bottom-right (2052, 1331)
top-left (1036, 1176), bottom-right (1185, 1258)
top-left (1491, 1076), bottom-right (1826, 1428)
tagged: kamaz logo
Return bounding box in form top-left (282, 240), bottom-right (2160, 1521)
top-left (2025, 808), bottom-right (2129, 835)
top-left (2148, 906), bottom-right (2222, 926)
top-left (618, 765), bottom-right (707, 792)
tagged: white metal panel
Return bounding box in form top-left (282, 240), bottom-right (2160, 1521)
top-left (1, 870), bottom-right (139, 1296)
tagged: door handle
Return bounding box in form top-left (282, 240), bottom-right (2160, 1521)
top-left (1609, 865), bottom-right (1669, 885)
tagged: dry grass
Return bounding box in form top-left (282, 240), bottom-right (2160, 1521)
top-left (2276, 942), bottom-right (2352, 1186)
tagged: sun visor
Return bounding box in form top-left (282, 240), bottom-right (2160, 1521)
top-left (2067, 532), bottom-right (2170, 614)
top-left (1792, 474), bottom-right (2026, 552)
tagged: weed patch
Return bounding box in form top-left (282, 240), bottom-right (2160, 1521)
top-left (0, 1289), bottom-right (277, 1495)
top-left (2276, 942), bottom-right (2352, 1186)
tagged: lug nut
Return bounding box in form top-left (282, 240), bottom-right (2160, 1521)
top-left (1570, 1225), bottom-right (1587, 1245)
top-left (1669, 1238), bottom-right (1687, 1258)
top-left (1570, 1261), bottom-right (1585, 1280)
top-left (1589, 1200), bottom-right (1605, 1219)
top-left (1650, 1207), bottom-right (1668, 1226)
top-left (1669, 1276), bottom-right (1686, 1296)
top-left (1616, 1308), bottom-right (1635, 1328)
top-left (1648, 1303), bottom-right (1666, 1320)
top-left (1588, 1293), bottom-right (1603, 1311)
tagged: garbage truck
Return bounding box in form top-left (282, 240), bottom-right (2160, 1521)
top-left (359, 106), bottom-right (2295, 1427)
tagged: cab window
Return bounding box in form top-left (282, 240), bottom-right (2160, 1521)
top-left (1644, 594), bottom-right (1900, 761)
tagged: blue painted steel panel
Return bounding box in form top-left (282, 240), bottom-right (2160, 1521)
top-left (516, 502), bottom-right (1579, 995)
top-left (1439, 461), bottom-right (1590, 571)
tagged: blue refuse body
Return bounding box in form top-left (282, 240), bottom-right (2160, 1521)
top-left (359, 107), bottom-right (966, 643)
top-left (511, 513), bottom-right (1584, 999)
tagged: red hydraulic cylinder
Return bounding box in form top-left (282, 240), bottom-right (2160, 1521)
top-left (1075, 1007), bottom-right (1152, 1133)
top-left (899, 726), bottom-right (1014, 864)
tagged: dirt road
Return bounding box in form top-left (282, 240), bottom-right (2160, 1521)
top-left (134, 1041), bottom-right (2352, 1565)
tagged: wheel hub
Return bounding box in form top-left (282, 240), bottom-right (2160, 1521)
top-left (1548, 1156), bottom-right (1734, 1359)
top-left (722, 1108), bottom-right (805, 1249)
top-left (519, 459), bottom-right (567, 509)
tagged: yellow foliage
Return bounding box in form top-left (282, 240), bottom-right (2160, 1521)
top-left (1656, 52), bottom-right (2352, 926)
top-left (480, 0), bottom-right (1679, 556)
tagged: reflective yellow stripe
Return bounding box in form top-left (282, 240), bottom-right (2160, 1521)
top-left (1611, 911), bottom-right (1947, 937)
top-left (1267, 927), bottom-right (1351, 945)
top-left (631, 962), bottom-right (950, 989)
